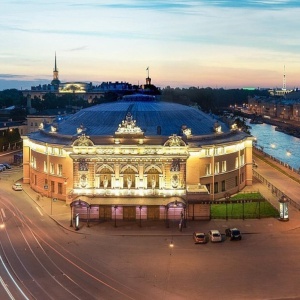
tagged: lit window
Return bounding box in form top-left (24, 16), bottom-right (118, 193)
top-left (240, 154), bottom-right (245, 166)
top-left (44, 161), bottom-right (47, 172)
top-left (58, 164), bottom-right (63, 176)
top-left (222, 161), bottom-right (227, 172)
top-left (235, 157), bottom-right (239, 169)
top-left (205, 163), bottom-right (211, 175)
top-left (50, 163), bottom-right (55, 174)
top-left (214, 162), bottom-right (219, 174)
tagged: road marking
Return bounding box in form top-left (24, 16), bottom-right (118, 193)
top-left (1, 208), bottom-right (6, 218)
top-left (36, 207), bottom-right (43, 216)
top-left (0, 276), bottom-right (15, 300)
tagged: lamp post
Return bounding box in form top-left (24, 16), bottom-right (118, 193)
top-left (139, 206), bottom-right (142, 227)
top-left (170, 200), bottom-right (178, 247)
top-left (225, 193), bottom-right (230, 221)
top-left (114, 205), bottom-right (118, 227)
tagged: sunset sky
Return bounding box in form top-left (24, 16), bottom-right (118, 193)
top-left (1, 0), bottom-right (300, 90)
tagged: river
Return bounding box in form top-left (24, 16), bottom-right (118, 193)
top-left (246, 120), bottom-right (300, 170)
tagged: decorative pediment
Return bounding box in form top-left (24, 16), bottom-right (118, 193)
top-left (73, 134), bottom-right (94, 147)
top-left (164, 134), bottom-right (186, 147)
top-left (115, 113), bottom-right (143, 135)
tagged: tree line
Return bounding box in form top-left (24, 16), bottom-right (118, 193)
top-left (0, 87), bottom-right (269, 116)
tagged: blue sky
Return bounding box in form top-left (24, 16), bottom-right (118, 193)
top-left (1, 0), bottom-right (300, 90)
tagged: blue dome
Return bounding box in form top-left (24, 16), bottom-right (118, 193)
top-left (53, 101), bottom-right (229, 137)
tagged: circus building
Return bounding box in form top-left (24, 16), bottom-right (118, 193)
top-left (22, 99), bottom-right (253, 222)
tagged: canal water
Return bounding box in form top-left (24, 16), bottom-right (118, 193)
top-left (246, 120), bottom-right (300, 170)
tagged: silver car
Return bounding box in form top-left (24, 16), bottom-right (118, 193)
top-left (12, 183), bottom-right (23, 191)
top-left (208, 230), bottom-right (222, 242)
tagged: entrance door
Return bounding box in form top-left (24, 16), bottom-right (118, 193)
top-left (123, 206), bottom-right (136, 220)
top-left (147, 206), bottom-right (160, 220)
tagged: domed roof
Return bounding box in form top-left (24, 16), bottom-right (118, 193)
top-left (47, 100), bottom-right (229, 137)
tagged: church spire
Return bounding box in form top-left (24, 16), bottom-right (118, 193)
top-left (51, 52), bottom-right (60, 88)
top-left (53, 52), bottom-right (59, 81)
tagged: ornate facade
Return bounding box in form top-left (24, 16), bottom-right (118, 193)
top-left (22, 100), bottom-right (253, 221)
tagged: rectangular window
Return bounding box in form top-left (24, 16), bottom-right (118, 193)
top-left (235, 176), bottom-right (238, 186)
top-left (214, 182), bottom-right (218, 194)
top-left (240, 154), bottom-right (245, 166)
top-left (44, 161), bottom-right (47, 172)
top-left (235, 157), bottom-right (239, 169)
top-left (205, 163), bottom-right (211, 175)
top-left (50, 163), bottom-right (55, 174)
top-left (205, 148), bottom-right (210, 156)
top-left (58, 183), bottom-right (63, 194)
top-left (51, 181), bottom-right (55, 193)
top-left (58, 148), bottom-right (62, 156)
top-left (214, 162), bottom-right (219, 174)
top-left (221, 180), bottom-right (226, 192)
top-left (222, 161), bottom-right (227, 172)
top-left (214, 148), bottom-right (218, 155)
top-left (31, 156), bottom-right (36, 168)
top-left (240, 173), bottom-right (244, 183)
top-left (205, 184), bottom-right (211, 193)
top-left (57, 164), bottom-right (63, 176)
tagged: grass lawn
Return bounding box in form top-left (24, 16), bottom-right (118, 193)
top-left (211, 192), bottom-right (279, 219)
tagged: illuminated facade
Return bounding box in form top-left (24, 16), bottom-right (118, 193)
top-left (22, 100), bottom-right (253, 221)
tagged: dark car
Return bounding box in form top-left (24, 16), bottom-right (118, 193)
top-left (193, 232), bottom-right (207, 244)
top-left (225, 228), bottom-right (242, 240)
top-left (3, 163), bottom-right (12, 169)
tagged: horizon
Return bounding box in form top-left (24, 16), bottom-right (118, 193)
top-left (1, 1), bottom-right (300, 91)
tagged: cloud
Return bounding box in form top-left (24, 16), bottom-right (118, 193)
top-left (68, 46), bottom-right (88, 52)
top-left (0, 74), bottom-right (24, 79)
top-left (200, 0), bottom-right (300, 9)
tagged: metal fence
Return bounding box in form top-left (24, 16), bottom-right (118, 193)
top-left (253, 169), bottom-right (300, 211)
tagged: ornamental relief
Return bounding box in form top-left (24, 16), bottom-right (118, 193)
top-left (164, 134), bottom-right (186, 147)
top-left (95, 164), bottom-right (114, 174)
top-left (96, 148), bottom-right (114, 154)
top-left (73, 134), bottom-right (94, 147)
top-left (120, 164), bottom-right (139, 174)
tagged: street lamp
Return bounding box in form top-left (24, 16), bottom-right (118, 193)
top-left (114, 205), bottom-right (118, 227)
top-left (225, 193), bottom-right (230, 221)
top-left (169, 200), bottom-right (178, 247)
top-left (139, 206), bottom-right (142, 227)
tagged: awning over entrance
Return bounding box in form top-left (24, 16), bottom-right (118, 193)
top-left (72, 195), bottom-right (186, 207)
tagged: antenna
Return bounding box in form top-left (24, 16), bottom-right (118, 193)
top-left (283, 65), bottom-right (286, 91)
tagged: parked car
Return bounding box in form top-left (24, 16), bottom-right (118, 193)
top-left (225, 228), bottom-right (242, 240)
top-left (12, 183), bottom-right (23, 191)
top-left (0, 164), bottom-right (5, 172)
top-left (3, 163), bottom-right (12, 169)
top-left (208, 230), bottom-right (222, 242)
top-left (193, 232), bottom-right (207, 244)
